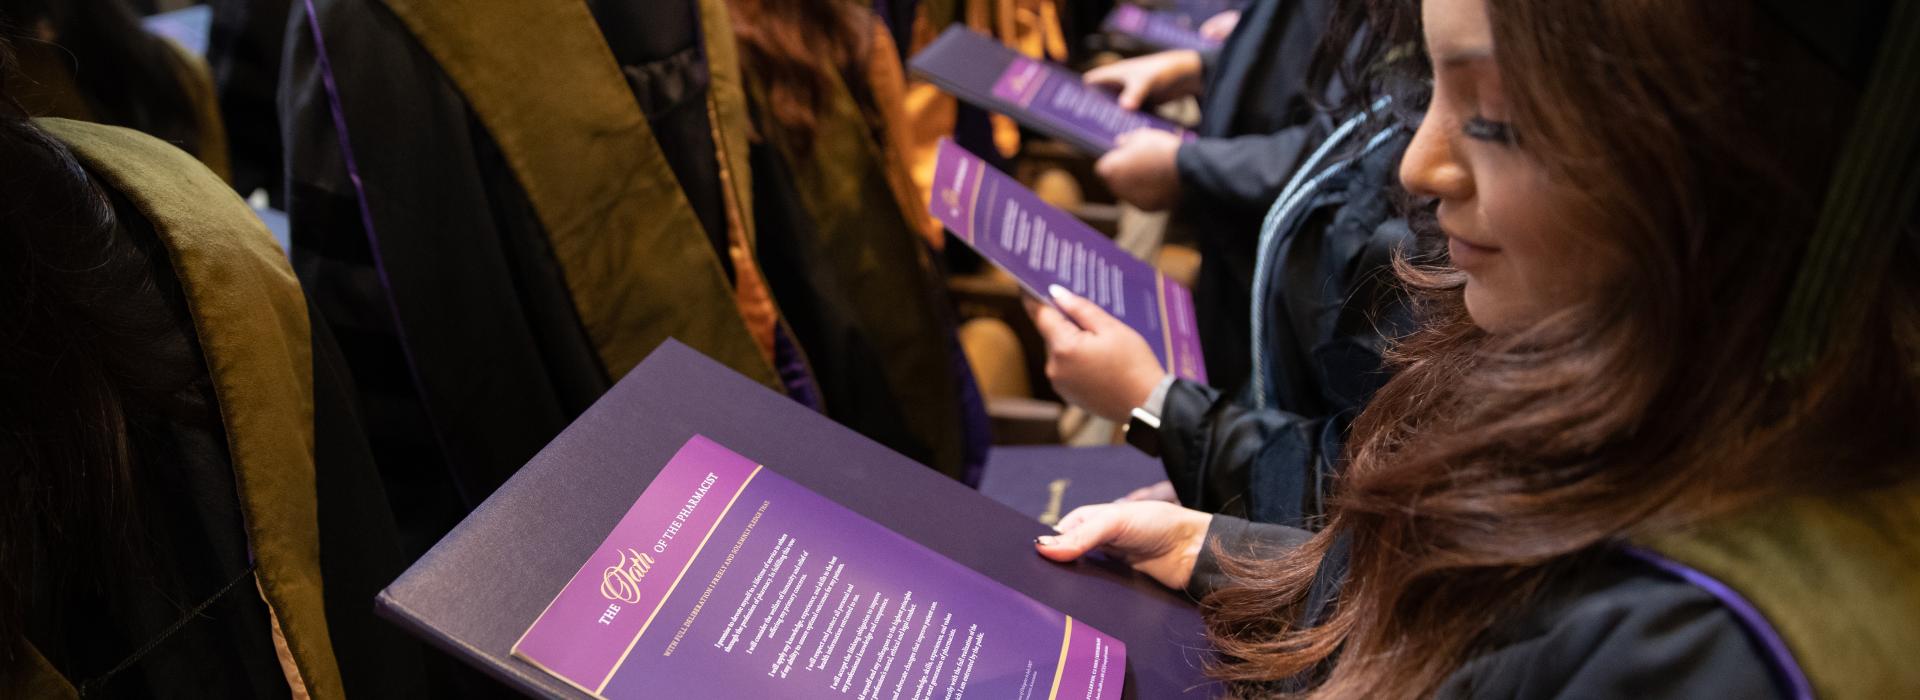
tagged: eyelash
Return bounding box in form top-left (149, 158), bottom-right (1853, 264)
top-left (1462, 116), bottom-right (1516, 144)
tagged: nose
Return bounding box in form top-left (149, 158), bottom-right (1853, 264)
top-left (1400, 112), bottom-right (1473, 202)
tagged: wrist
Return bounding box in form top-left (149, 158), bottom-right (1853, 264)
top-left (1174, 512), bottom-right (1212, 589)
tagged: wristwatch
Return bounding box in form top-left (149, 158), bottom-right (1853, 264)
top-left (1124, 406), bottom-right (1162, 458)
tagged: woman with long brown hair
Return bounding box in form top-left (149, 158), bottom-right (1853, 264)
top-left (1033, 0), bottom-right (1920, 696)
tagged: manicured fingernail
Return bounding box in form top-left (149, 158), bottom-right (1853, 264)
top-left (1048, 284), bottom-right (1070, 300)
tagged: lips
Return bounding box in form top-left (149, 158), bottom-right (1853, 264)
top-left (1441, 223), bottom-right (1501, 271)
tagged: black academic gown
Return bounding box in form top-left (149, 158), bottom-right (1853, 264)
top-left (207, 0), bottom-right (291, 202)
top-left (13, 119), bottom-right (428, 699)
top-left (282, 0), bottom-right (753, 554)
top-left (1188, 519), bottom-right (1782, 699)
top-left (1173, 0), bottom-right (1336, 391)
top-left (1160, 123), bottom-right (1415, 527)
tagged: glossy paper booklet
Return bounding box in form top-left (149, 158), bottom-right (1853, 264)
top-left (929, 139), bottom-right (1207, 383)
top-left (513, 435), bottom-right (1126, 699)
top-left (1102, 6), bottom-right (1220, 53)
top-left (909, 26), bottom-right (1193, 154)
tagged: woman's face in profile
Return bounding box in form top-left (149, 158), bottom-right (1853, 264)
top-left (1400, 0), bottom-right (1613, 334)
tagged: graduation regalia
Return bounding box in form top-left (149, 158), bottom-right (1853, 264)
top-left (1194, 479), bottom-right (1920, 698)
top-left (6, 35), bottom-right (230, 181)
top-left (8, 119), bottom-right (423, 699)
top-left (1159, 112), bottom-right (1414, 528)
top-left (1173, 0), bottom-right (1335, 392)
top-left (207, 0), bottom-right (293, 201)
top-left (741, 15), bottom-right (983, 480)
top-left (284, 0), bottom-right (974, 552)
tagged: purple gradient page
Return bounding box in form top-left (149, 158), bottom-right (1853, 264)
top-left (1102, 6), bottom-right (1220, 52)
top-left (988, 55), bottom-right (1192, 151)
top-left (928, 139), bottom-right (1207, 383)
top-left (515, 436), bottom-right (1125, 700)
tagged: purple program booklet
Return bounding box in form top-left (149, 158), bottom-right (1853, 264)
top-left (1102, 6), bottom-right (1220, 53)
top-left (908, 27), bottom-right (1193, 154)
top-left (930, 139), bottom-right (1207, 383)
top-left (514, 435), bottom-right (1126, 700)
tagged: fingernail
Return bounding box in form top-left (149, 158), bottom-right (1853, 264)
top-left (1048, 284), bottom-right (1070, 300)
top-left (1035, 535), bottom-right (1057, 546)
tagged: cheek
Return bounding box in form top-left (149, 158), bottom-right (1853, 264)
top-left (1472, 169), bottom-right (1608, 328)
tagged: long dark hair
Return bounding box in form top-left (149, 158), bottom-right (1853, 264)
top-left (1203, 1), bottom-right (1919, 697)
top-left (0, 0), bottom-right (199, 147)
top-left (724, 0), bottom-right (880, 153)
top-left (0, 37), bottom-right (190, 680)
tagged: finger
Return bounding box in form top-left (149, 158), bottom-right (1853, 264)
top-left (1093, 149), bottom-right (1123, 182)
top-left (1116, 79), bottom-right (1149, 110)
top-left (1053, 504), bottom-right (1099, 533)
top-left (1029, 301), bottom-right (1081, 345)
top-left (1117, 481), bottom-right (1169, 503)
top-left (1020, 294), bottom-right (1045, 318)
top-left (1082, 64), bottom-right (1124, 88)
top-left (1034, 506), bottom-right (1124, 561)
top-left (1048, 284), bottom-right (1121, 332)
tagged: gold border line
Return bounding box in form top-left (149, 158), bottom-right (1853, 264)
top-left (593, 464), bottom-right (766, 694)
top-left (1154, 271), bottom-right (1175, 374)
top-left (1047, 616), bottom-right (1074, 700)
top-left (963, 162), bottom-right (987, 245)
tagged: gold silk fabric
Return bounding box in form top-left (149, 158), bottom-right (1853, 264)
top-left (373, 0), bottom-right (783, 388)
top-left (1642, 477), bottom-right (1920, 698)
top-left (42, 119), bottom-right (333, 698)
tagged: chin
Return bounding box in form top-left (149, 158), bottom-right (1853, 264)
top-left (1461, 280), bottom-right (1518, 334)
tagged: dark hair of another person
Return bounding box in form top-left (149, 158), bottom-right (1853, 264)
top-left (0, 0), bottom-right (199, 147)
top-left (0, 37), bottom-right (191, 675)
top-left (723, 0), bottom-right (879, 153)
top-left (1202, 1), bottom-right (1919, 698)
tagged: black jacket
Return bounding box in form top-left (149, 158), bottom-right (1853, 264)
top-left (1176, 0), bottom-right (1336, 391)
top-left (1162, 121), bottom-right (1416, 527)
top-left (1188, 517), bottom-right (1782, 699)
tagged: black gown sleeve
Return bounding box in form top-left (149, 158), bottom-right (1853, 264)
top-left (1436, 555), bottom-right (1783, 700)
top-left (1186, 515), bottom-right (1312, 598)
top-left (1174, 122), bottom-right (1322, 217)
top-left (1157, 378), bottom-right (1349, 526)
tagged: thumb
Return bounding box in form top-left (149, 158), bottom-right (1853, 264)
top-left (1028, 298), bottom-right (1083, 346)
top-left (1116, 77), bottom-right (1150, 111)
top-left (1048, 284), bottom-right (1121, 332)
top-left (1034, 505), bottom-right (1125, 562)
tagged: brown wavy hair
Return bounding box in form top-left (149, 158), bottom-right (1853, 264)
top-left (725, 0), bottom-right (879, 152)
top-left (1202, 1), bottom-right (1920, 697)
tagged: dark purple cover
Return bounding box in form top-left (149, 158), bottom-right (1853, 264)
top-left (929, 139), bottom-right (1207, 383)
top-left (1101, 6), bottom-right (1220, 53)
top-left (375, 340), bottom-right (1214, 699)
top-left (514, 436), bottom-right (1125, 699)
top-left (908, 26), bottom-right (1192, 154)
top-left (978, 447), bottom-right (1168, 526)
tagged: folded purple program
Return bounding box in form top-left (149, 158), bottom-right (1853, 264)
top-left (930, 139), bottom-right (1207, 384)
top-left (910, 27), bottom-right (1192, 154)
top-left (1102, 6), bottom-right (1221, 53)
top-left (514, 435), bottom-right (1126, 700)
